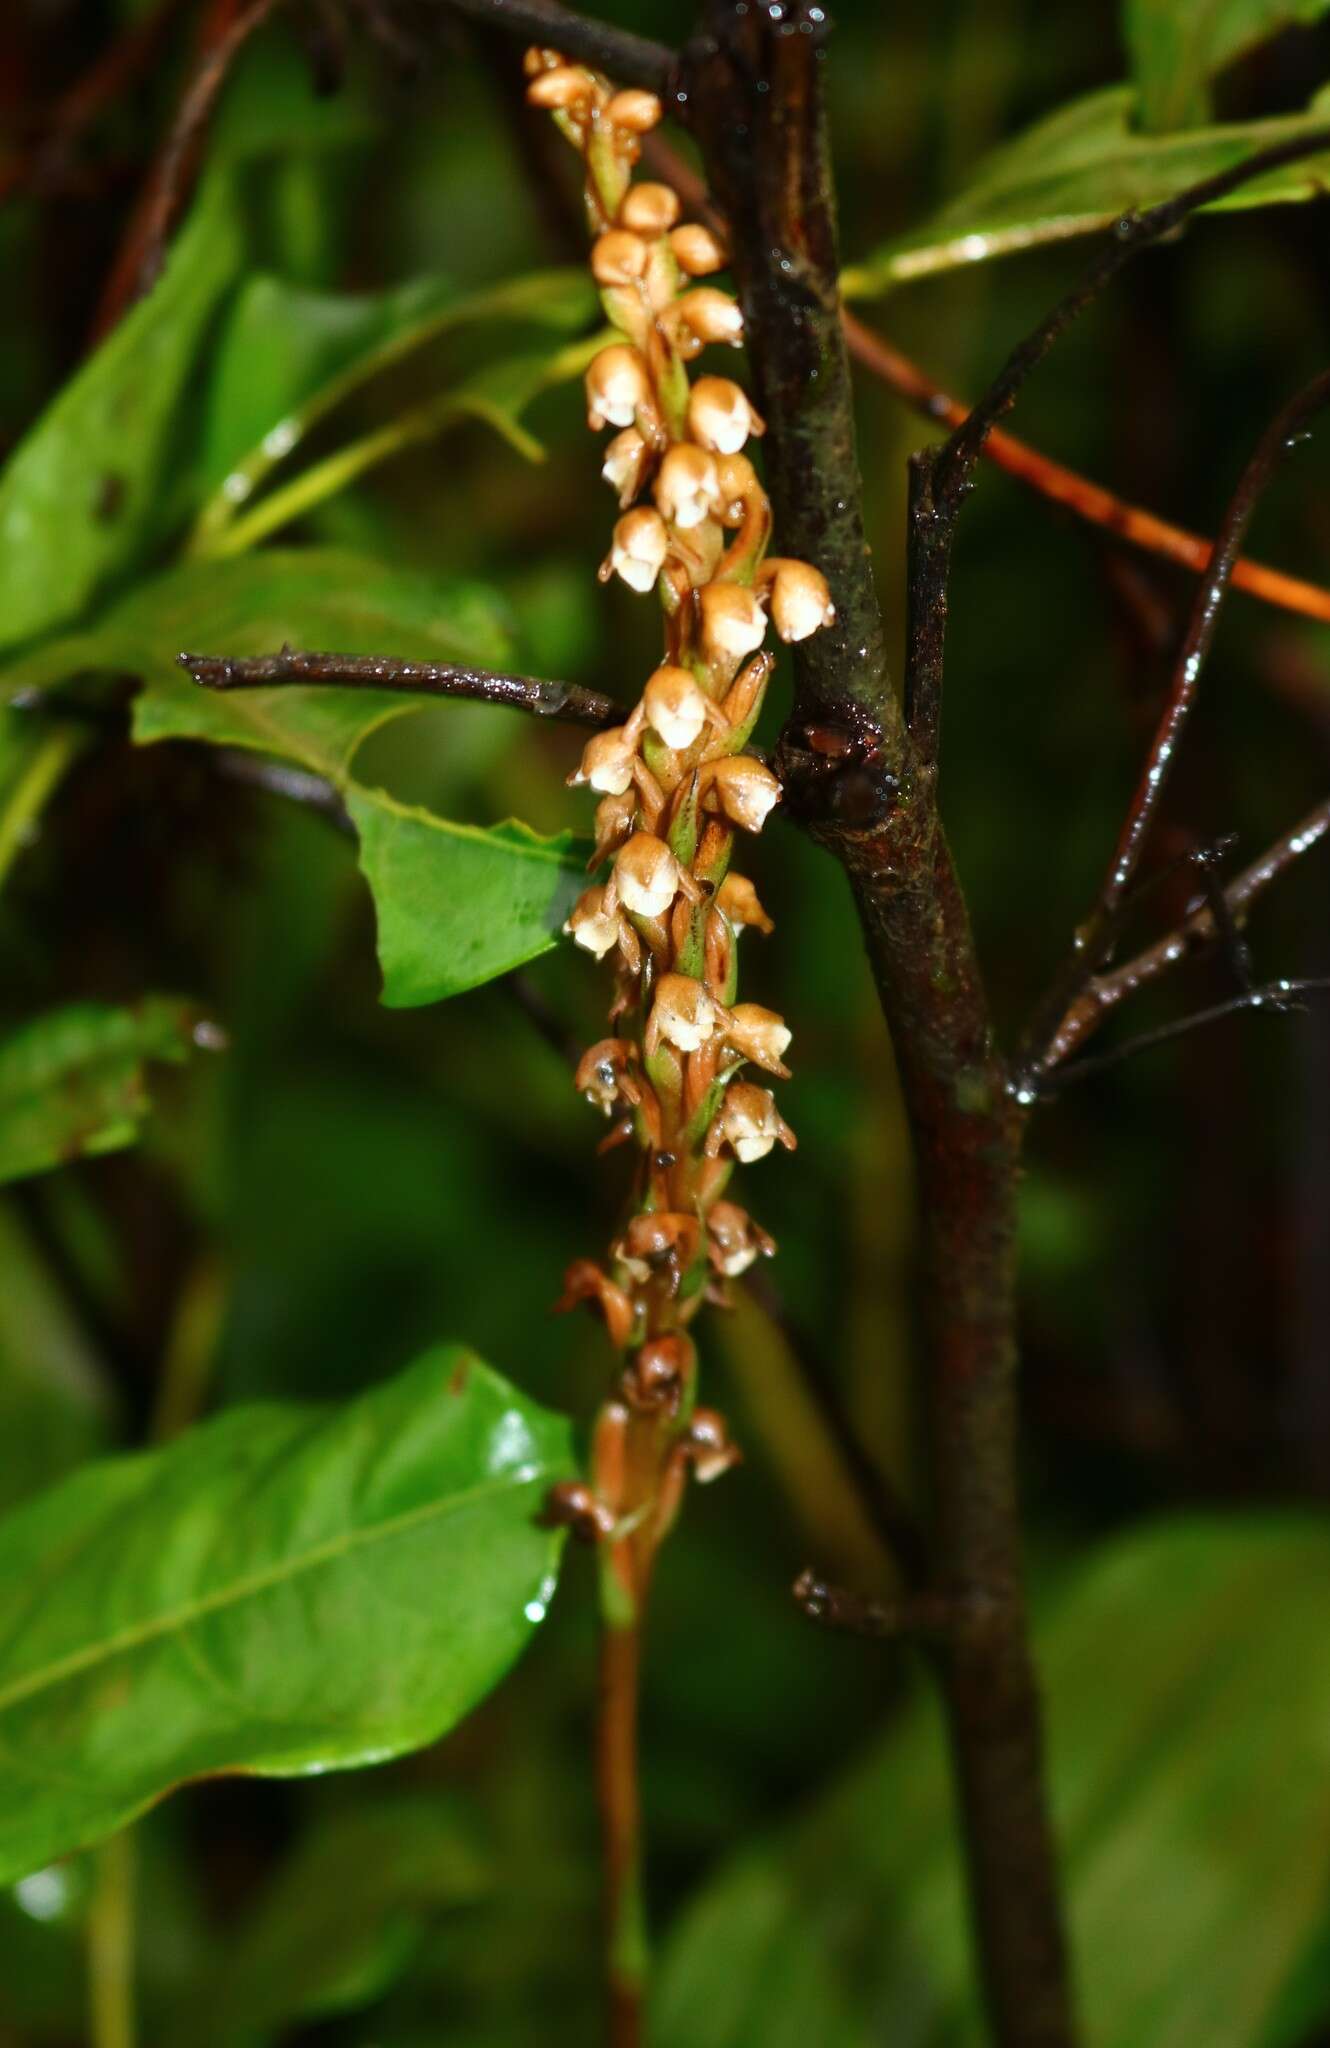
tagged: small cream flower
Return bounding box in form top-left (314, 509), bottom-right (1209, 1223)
top-left (724, 1002), bottom-right (792, 1076)
top-left (619, 181), bottom-right (681, 234)
top-left (698, 582), bottom-right (768, 663)
top-left (525, 64), bottom-right (593, 109)
top-left (565, 886), bottom-right (620, 959)
top-left (585, 345), bottom-right (653, 431)
top-left (654, 444), bottom-right (721, 530)
top-left (716, 872), bottom-right (774, 934)
top-left (643, 664), bottom-right (710, 750)
top-left (590, 787), bottom-right (637, 866)
top-left (711, 1082), bottom-right (796, 1163)
top-left (704, 755), bottom-right (782, 833)
top-left (688, 376), bottom-right (765, 454)
top-left (591, 230), bottom-right (648, 287)
top-left (706, 1200), bottom-right (775, 1277)
top-left (570, 723), bottom-right (639, 796)
top-left (613, 832), bottom-right (684, 918)
top-left (675, 288), bottom-right (744, 347)
top-left (669, 223), bottom-right (727, 276)
top-left (763, 558), bottom-right (837, 642)
top-left (601, 427), bottom-right (650, 507)
top-left (604, 506), bottom-right (669, 592)
top-left (605, 89), bottom-right (663, 132)
top-left (649, 973), bottom-right (719, 1054)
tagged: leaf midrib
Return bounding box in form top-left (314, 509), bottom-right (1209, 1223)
top-left (0, 1461), bottom-right (548, 1716)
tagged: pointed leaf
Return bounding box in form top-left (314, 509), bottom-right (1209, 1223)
top-left (0, 998), bottom-right (204, 1188)
top-left (0, 551), bottom-right (590, 1002)
top-left (0, 171), bottom-right (244, 653)
top-left (0, 1348), bottom-right (574, 1883)
top-left (656, 1516), bottom-right (1330, 2048)
top-left (1124, 1), bottom-right (1330, 133)
top-left (848, 86), bottom-right (1330, 295)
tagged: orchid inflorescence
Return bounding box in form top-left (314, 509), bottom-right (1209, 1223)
top-left (526, 47), bottom-right (835, 1558)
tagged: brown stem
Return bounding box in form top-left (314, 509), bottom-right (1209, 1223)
top-left (596, 1611), bottom-right (645, 2048)
top-left (792, 1569), bottom-right (955, 1638)
top-left (180, 646), bottom-right (620, 725)
top-left (686, 10), bottom-right (1075, 2047)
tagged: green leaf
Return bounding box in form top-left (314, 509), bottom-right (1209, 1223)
top-left (1124, 0), bottom-right (1330, 133)
top-left (656, 1515), bottom-right (1330, 2048)
top-left (0, 169), bottom-right (243, 653)
top-left (848, 85), bottom-right (1330, 294)
top-left (0, 1347), bottom-right (574, 1884)
top-left (182, 1794), bottom-right (488, 2041)
top-left (194, 268), bottom-right (595, 545)
top-left (0, 1202), bottom-right (113, 1514)
top-left (0, 549), bottom-right (591, 1002)
top-left (0, 998), bottom-right (204, 1188)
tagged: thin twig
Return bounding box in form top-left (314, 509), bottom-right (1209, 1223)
top-left (212, 749), bottom-right (355, 832)
top-left (1017, 369), bottom-right (1330, 1085)
top-left (1, 0), bottom-right (190, 204)
top-left (1036, 978), bottom-right (1330, 1094)
top-left (441, 0), bottom-right (677, 97)
top-left (1037, 794), bottom-right (1330, 1071)
top-left (91, 0), bottom-right (284, 338)
top-left (180, 646), bottom-right (620, 726)
top-left (792, 1568), bottom-right (956, 1640)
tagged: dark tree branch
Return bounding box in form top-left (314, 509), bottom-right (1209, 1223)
top-left (441, 0), bottom-right (677, 97)
top-left (1036, 794), bottom-right (1330, 1072)
top-left (180, 646), bottom-right (620, 725)
top-left (687, 12), bottom-right (1075, 2048)
top-left (212, 749), bottom-right (354, 831)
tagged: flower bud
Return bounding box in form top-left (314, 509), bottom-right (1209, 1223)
top-left (565, 885), bottom-right (620, 959)
top-left (621, 1335), bottom-right (688, 1415)
top-left (688, 375), bottom-right (765, 454)
top-left (724, 1002), bottom-right (792, 1076)
top-left (540, 1481), bottom-right (615, 1543)
top-left (606, 88), bottom-right (663, 132)
top-left (704, 755), bottom-right (782, 833)
top-left (707, 1200), bottom-right (776, 1277)
top-left (605, 506), bottom-right (669, 592)
top-left (585, 344), bottom-right (652, 431)
top-left (643, 664), bottom-right (709, 750)
top-left (712, 1081), bottom-right (796, 1163)
top-left (649, 972), bottom-right (719, 1053)
top-left (683, 1408), bottom-right (741, 1482)
top-left (525, 64), bottom-right (593, 109)
top-left (591, 229), bottom-right (648, 286)
top-left (570, 723), bottom-right (638, 795)
top-left (614, 831), bottom-right (682, 918)
top-left (590, 787), bottom-right (636, 866)
top-left (601, 426), bottom-right (650, 507)
top-left (621, 1211), bottom-right (701, 1269)
top-left (716, 871), bottom-right (774, 934)
top-left (618, 181), bottom-right (681, 234)
top-left (676, 288), bottom-right (744, 347)
top-left (763, 557), bottom-right (837, 642)
top-left (653, 443), bottom-right (720, 530)
top-left (669, 222), bottom-right (727, 275)
top-left (698, 582), bottom-right (767, 663)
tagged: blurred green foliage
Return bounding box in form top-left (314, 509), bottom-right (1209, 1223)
top-left (2, 0), bottom-right (1330, 2041)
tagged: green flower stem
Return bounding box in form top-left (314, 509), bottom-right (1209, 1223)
top-left (0, 727), bottom-right (86, 894)
top-left (87, 1829), bottom-right (136, 2048)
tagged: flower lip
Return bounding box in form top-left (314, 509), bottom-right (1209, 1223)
top-left (698, 582), bottom-right (768, 664)
top-left (643, 664), bottom-right (709, 750)
top-left (585, 344), bottom-right (652, 431)
top-left (606, 507), bottom-right (669, 593)
top-left (650, 972), bottom-right (719, 1053)
top-left (654, 444), bottom-right (721, 531)
top-left (688, 375), bottom-right (765, 455)
top-left (614, 831), bottom-right (681, 918)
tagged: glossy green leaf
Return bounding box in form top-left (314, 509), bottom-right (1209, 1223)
top-left (194, 268), bottom-right (596, 545)
top-left (0, 1347), bottom-right (574, 1884)
top-left (182, 1794), bottom-right (488, 2041)
top-left (0, 550), bottom-right (590, 1002)
top-left (0, 170), bottom-right (243, 654)
top-left (0, 998), bottom-right (203, 1188)
top-left (848, 85), bottom-right (1330, 294)
top-left (1124, 0), bottom-right (1330, 132)
top-left (656, 1516), bottom-right (1330, 2048)
top-left (0, 1203), bottom-right (113, 1515)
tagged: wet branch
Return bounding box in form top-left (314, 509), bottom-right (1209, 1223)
top-left (441, 0), bottom-right (676, 96)
top-left (180, 646), bottom-right (619, 726)
top-left (792, 1569), bottom-right (957, 1640)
